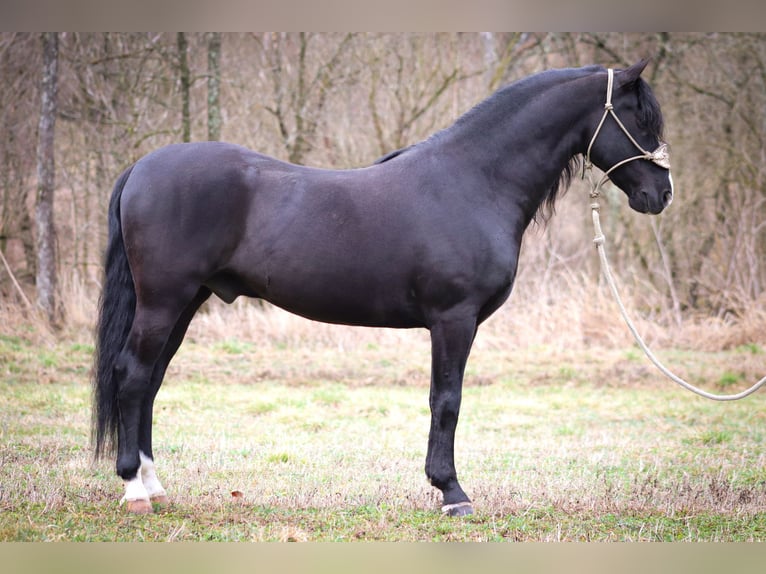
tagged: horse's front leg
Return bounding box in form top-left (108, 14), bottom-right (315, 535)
top-left (425, 314), bottom-right (477, 517)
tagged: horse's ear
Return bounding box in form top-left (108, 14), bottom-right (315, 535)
top-left (616, 58), bottom-right (650, 87)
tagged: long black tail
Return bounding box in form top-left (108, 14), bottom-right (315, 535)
top-left (92, 164), bottom-right (136, 459)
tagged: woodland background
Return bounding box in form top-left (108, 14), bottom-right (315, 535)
top-left (1, 32), bottom-right (765, 350)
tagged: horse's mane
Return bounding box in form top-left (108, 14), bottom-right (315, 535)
top-left (374, 65), bottom-right (664, 224)
top-left (635, 76), bottom-right (664, 141)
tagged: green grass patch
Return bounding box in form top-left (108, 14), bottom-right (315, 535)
top-left (736, 343), bottom-right (763, 355)
top-left (213, 339), bottom-right (257, 355)
top-left (1, 329), bottom-right (765, 541)
top-left (717, 371), bottom-right (743, 388)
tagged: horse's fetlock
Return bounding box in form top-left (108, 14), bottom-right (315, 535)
top-left (116, 454), bottom-right (140, 480)
top-left (425, 467), bottom-right (456, 492)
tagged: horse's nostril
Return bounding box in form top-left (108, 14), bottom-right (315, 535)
top-left (663, 190), bottom-right (673, 207)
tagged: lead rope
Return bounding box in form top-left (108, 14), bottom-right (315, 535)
top-left (589, 197), bottom-right (766, 401)
top-left (585, 69), bottom-right (766, 402)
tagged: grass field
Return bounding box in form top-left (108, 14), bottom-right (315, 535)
top-left (1, 302), bottom-right (765, 541)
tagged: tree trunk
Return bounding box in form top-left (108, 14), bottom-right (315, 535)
top-left (35, 31), bottom-right (60, 326)
top-left (207, 32), bottom-right (222, 141)
top-left (177, 32), bottom-right (191, 142)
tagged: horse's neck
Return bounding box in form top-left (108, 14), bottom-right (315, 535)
top-left (447, 73), bottom-right (600, 216)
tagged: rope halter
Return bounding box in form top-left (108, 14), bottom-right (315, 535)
top-left (583, 68), bottom-right (670, 198)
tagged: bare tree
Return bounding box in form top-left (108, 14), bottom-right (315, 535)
top-left (1, 32), bottom-right (764, 334)
top-left (0, 33), bottom-right (39, 294)
top-left (365, 34), bottom-right (479, 156)
top-left (35, 31), bottom-right (59, 325)
top-left (259, 32), bottom-right (356, 165)
top-left (481, 32), bottom-right (546, 92)
top-left (207, 32), bottom-right (222, 141)
top-left (177, 32), bottom-right (191, 142)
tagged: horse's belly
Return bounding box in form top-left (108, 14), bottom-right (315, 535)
top-left (262, 275), bottom-right (425, 329)
top-left (272, 299), bottom-right (424, 329)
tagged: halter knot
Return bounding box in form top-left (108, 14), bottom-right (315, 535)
top-left (647, 142), bottom-right (671, 169)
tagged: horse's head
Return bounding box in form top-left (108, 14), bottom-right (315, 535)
top-left (585, 60), bottom-right (673, 215)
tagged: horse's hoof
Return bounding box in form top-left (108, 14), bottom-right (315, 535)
top-left (441, 501), bottom-right (474, 517)
top-left (126, 499), bottom-right (154, 514)
top-left (150, 494), bottom-right (170, 506)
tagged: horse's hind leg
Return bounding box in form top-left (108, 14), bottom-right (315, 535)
top-left (115, 293), bottom-right (198, 513)
top-left (135, 287), bottom-right (212, 509)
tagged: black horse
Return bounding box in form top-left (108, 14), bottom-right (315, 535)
top-left (93, 60), bottom-right (672, 516)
